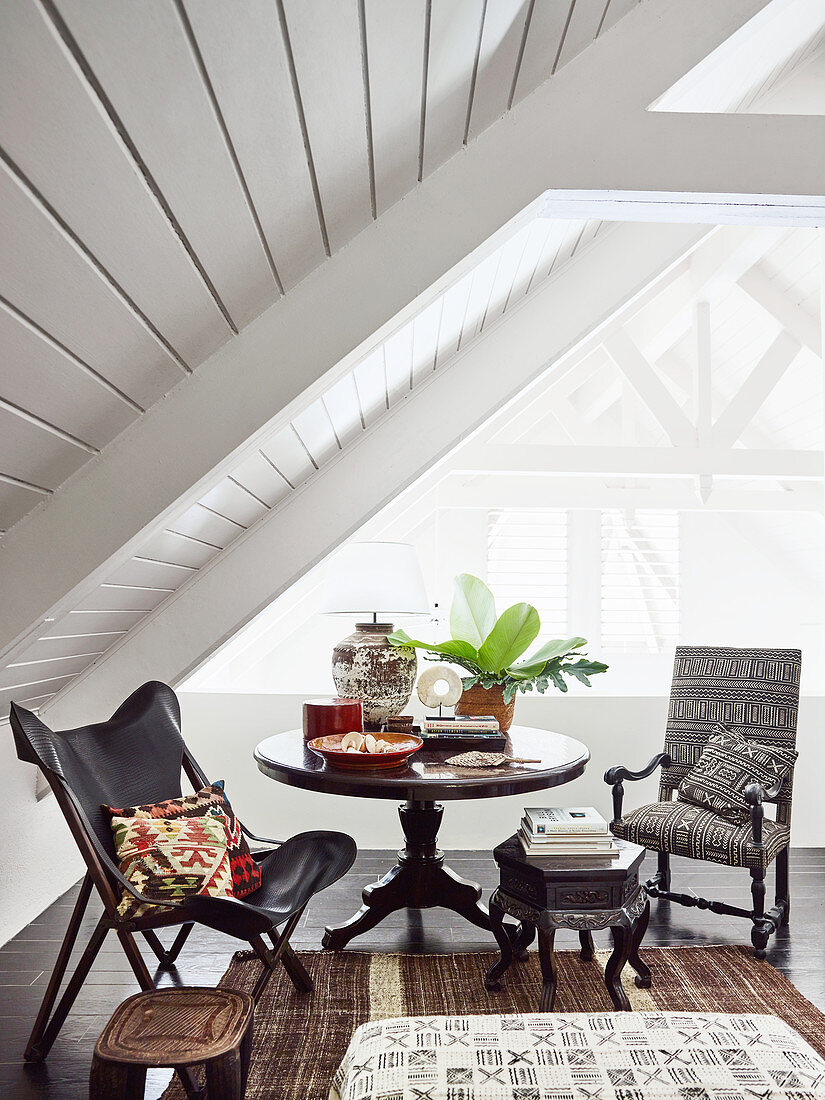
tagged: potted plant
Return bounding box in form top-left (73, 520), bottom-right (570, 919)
top-left (388, 573), bottom-right (607, 731)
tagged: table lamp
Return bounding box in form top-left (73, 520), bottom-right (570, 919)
top-left (321, 542), bottom-right (429, 730)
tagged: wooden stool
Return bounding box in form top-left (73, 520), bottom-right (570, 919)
top-left (90, 987), bottom-right (254, 1100)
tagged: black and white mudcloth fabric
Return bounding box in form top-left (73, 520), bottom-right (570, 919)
top-left (330, 1012), bottom-right (825, 1100)
top-left (611, 798), bottom-right (789, 868)
top-left (660, 647), bottom-right (801, 818)
top-left (677, 723), bottom-right (798, 821)
top-left (611, 647), bottom-right (801, 869)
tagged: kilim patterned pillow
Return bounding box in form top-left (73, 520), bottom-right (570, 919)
top-left (106, 782), bottom-right (262, 898)
top-left (677, 723), bottom-right (797, 821)
top-left (110, 813), bottom-right (234, 918)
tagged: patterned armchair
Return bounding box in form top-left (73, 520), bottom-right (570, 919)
top-left (604, 646), bottom-right (801, 957)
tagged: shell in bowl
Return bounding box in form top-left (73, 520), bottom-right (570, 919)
top-left (307, 731), bottom-right (423, 769)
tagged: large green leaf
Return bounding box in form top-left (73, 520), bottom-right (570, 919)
top-left (449, 574), bottom-right (497, 648)
top-left (477, 603), bottom-right (540, 674)
top-left (508, 637), bottom-right (587, 679)
top-left (387, 630), bottom-right (479, 665)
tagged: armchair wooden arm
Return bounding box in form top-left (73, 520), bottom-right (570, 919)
top-left (603, 752), bottom-right (672, 825)
top-left (744, 779), bottom-right (783, 848)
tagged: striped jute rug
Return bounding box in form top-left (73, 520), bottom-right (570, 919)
top-left (162, 945), bottom-right (825, 1099)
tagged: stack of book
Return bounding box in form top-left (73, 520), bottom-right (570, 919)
top-left (421, 715), bottom-right (499, 737)
top-left (420, 714), bottom-right (505, 748)
top-left (519, 806), bottom-right (617, 861)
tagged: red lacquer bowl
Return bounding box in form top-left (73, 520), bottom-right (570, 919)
top-left (306, 732), bottom-right (423, 770)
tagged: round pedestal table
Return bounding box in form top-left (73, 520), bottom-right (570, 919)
top-left (253, 726), bottom-right (589, 949)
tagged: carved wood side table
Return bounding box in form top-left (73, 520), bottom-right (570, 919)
top-left (484, 836), bottom-right (651, 1011)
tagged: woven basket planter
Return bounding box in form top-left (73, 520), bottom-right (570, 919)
top-left (454, 682), bottom-right (515, 732)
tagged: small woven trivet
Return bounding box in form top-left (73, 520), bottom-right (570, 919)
top-left (445, 751), bottom-right (541, 767)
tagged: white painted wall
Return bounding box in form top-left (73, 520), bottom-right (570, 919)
top-left (0, 730), bottom-right (83, 945)
top-left (176, 689), bottom-right (825, 852)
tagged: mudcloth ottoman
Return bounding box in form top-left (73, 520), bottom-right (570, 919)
top-left (331, 1011), bottom-right (825, 1100)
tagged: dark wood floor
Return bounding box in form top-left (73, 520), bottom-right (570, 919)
top-left (1, 848), bottom-right (823, 1099)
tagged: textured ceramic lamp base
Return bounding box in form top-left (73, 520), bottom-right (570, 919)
top-left (331, 623), bottom-right (417, 730)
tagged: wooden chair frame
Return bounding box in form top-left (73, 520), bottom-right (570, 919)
top-left (605, 754), bottom-right (789, 957)
top-left (10, 685), bottom-right (356, 1096)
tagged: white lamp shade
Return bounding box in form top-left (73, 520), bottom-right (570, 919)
top-left (320, 542), bottom-right (429, 615)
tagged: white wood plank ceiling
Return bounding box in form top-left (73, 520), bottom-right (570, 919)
top-left (0, 212), bottom-right (604, 714)
top-left (0, 0), bottom-right (639, 537)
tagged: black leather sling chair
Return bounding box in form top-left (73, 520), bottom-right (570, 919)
top-left (10, 682), bottom-right (357, 1066)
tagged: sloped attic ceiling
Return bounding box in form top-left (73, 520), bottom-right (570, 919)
top-left (3, 0), bottom-right (825, 728)
top-left (0, 0), bottom-right (641, 536)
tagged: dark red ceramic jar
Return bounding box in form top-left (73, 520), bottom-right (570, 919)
top-left (302, 697), bottom-right (363, 742)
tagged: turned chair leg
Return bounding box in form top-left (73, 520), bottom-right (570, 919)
top-left (775, 847), bottom-right (791, 927)
top-left (657, 851), bottom-right (671, 894)
top-left (750, 866), bottom-right (770, 958)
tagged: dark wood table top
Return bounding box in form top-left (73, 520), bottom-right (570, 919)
top-left (254, 726), bottom-right (590, 802)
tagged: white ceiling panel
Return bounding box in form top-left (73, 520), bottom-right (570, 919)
top-left (353, 348), bottom-right (389, 427)
top-left (0, 407), bottom-right (88, 491)
top-left (467, 0), bottom-right (531, 140)
top-left (139, 529), bottom-right (222, 571)
top-left (54, 0), bottom-right (280, 328)
top-left (364, 0), bottom-right (427, 214)
top-left (230, 451), bottom-right (292, 510)
top-left (0, 479), bottom-right (45, 532)
top-left (105, 557), bottom-right (197, 592)
top-left (422, 0), bottom-right (484, 174)
top-left (411, 299), bottom-right (442, 386)
top-left (280, 0), bottom-right (372, 252)
top-left (198, 477), bottom-right (270, 528)
top-left (0, 164), bottom-right (184, 407)
top-left (556, 0), bottom-right (609, 71)
top-left (71, 584), bottom-right (173, 615)
top-left (512, 0), bottom-right (571, 104)
top-left (322, 376), bottom-right (365, 449)
top-left (0, 304), bottom-right (137, 449)
top-left (17, 633), bottom-right (120, 663)
top-left (43, 610), bottom-right (151, 637)
top-left (292, 401), bottom-right (341, 467)
top-left (0, 652), bottom-right (101, 692)
top-left (178, 0), bottom-right (327, 292)
top-left (260, 426), bottom-right (317, 488)
top-left (168, 503), bottom-right (244, 549)
top-left (0, 0), bottom-right (229, 364)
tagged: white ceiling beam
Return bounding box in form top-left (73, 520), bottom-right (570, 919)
top-left (632, 226), bottom-right (785, 362)
top-left (37, 220), bottom-right (709, 727)
top-left (438, 475), bottom-right (824, 512)
top-left (4, 0), bottom-right (821, 664)
top-left (713, 330), bottom-right (802, 447)
top-left (738, 266), bottom-right (821, 354)
top-left (694, 300), bottom-right (713, 501)
top-left (603, 329), bottom-right (696, 447)
top-left (454, 444), bottom-right (823, 479)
